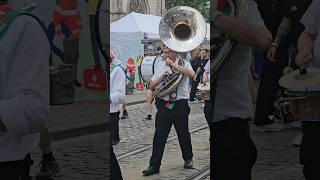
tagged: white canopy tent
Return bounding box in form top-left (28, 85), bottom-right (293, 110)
top-left (110, 12), bottom-right (210, 41)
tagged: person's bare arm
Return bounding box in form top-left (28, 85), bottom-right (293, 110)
top-left (295, 31), bottom-right (316, 66)
top-left (298, 31), bottom-right (316, 52)
top-left (149, 77), bottom-right (164, 90)
top-left (213, 15), bottom-right (272, 51)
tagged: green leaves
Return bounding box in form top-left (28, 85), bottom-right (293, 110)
top-left (165, 0), bottom-right (210, 22)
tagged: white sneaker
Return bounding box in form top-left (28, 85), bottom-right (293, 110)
top-left (258, 123), bottom-right (283, 132)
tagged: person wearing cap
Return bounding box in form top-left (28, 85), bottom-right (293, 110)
top-left (0, 0), bottom-right (50, 179)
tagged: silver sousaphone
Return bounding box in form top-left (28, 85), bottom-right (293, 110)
top-left (211, 0), bottom-right (247, 80)
top-left (155, 6), bottom-right (207, 98)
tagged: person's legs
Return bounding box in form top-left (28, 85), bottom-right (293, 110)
top-left (145, 89), bottom-right (153, 120)
top-left (255, 51), bottom-right (288, 126)
top-left (300, 121), bottom-right (320, 180)
top-left (37, 127), bottom-right (59, 179)
top-left (121, 102), bottom-right (129, 119)
top-left (111, 112), bottom-right (120, 145)
top-left (110, 146), bottom-right (123, 180)
top-left (211, 118), bottom-right (257, 180)
top-left (63, 39), bottom-right (81, 87)
top-left (173, 100), bottom-right (193, 163)
top-left (189, 80), bottom-right (198, 101)
top-left (145, 100), bottom-right (172, 173)
top-left (0, 154), bottom-right (33, 180)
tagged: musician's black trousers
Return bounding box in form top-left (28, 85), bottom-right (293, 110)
top-left (149, 99), bottom-right (193, 168)
top-left (111, 112), bottom-right (120, 142)
top-left (300, 121), bottom-right (320, 180)
top-left (0, 153), bottom-right (33, 180)
top-left (255, 51), bottom-right (288, 125)
top-left (110, 146), bottom-right (123, 180)
top-left (211, 118), bottom-right (257, 180)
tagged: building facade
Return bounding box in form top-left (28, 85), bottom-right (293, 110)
top-left (110, 0), bottom-right (165, 22)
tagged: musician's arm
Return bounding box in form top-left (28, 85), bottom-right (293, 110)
top-left (171, 61), bottom-right (195, 78)
top-left (213, 15), bottom-right (272, 51)
top-left (297, 31), bottom-right (316, 53)
top-left (149, 77), bottom-right (163, 91)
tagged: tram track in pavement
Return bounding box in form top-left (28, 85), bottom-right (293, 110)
top-left (117, 124), bottom-right (208, 161)
top-left (185, 165), bottom-right (210, 180)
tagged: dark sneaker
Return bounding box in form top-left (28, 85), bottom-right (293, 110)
top-left (112, 139), bottom-right (120, 145)
top-left (121, 111), bottom-right (129, 119)
top-left (142, 166), bottom-right (160, 176)
top-left (184, 160), bottom-right (193, 169)
top-left (144, 115), bottom-right (152, 120)
top-left (36, 159), bottom-right (59, 180)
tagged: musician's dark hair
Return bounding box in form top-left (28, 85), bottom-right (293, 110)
top-left (202, 49), bottom-right (209, 53)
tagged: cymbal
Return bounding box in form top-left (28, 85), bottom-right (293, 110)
top-left (279, 67), bottom-right (320, 90)
top-left (197, 83), bottom-right (210, 91)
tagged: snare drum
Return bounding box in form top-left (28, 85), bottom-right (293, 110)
top-left (139, 56), bottom-right (163, 82)
top-left (279, 67), bottom-right (320, 121)
top-left (197, 83), bottom-right (210, 101)
top-left (284, 88), bottom-right (320, 121)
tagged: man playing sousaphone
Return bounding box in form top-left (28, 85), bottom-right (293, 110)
top-left (294, 0), bottom-right (320, 178)
top-left (142, 47), bottom-right (195, 176)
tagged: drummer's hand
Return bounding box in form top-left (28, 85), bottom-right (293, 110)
top-left (295, 49), bottom-right (313, 67)
top-left (267, 46), bottom-right (277, 62)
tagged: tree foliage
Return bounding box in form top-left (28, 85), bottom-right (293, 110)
top-left (165, 0), bottom-right (210, 22)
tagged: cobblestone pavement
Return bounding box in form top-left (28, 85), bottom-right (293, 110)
top-left (113, 101), bottom-right (210, 180)
top-left (30, 132), bottom-right (108, 180)
top-left (29, 91), bottom-right (305, 180)
top-left (251, 122), bottom-right (304, 180)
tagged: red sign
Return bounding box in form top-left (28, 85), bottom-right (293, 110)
top-left (83, 66), bottom-right (107, 92)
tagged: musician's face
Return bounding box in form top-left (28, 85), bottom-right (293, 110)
top-left (201, 50), bottom-right (207, 57)
top-left (162, 49), bottom-right (169, 58)
top-left (167, 49), bottom-right (177, 60)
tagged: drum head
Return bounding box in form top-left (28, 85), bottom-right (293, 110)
top-left (139, 56), bottom-right (162, 82)
top-left (279, 67), bottom-right (320, 90)
top-left (197, 83), bottom-right (210, 91)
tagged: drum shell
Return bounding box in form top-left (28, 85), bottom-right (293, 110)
top-left (139, 56), bottom-right (162, 82)
top-left (288, 96), bottom-right (320, 120)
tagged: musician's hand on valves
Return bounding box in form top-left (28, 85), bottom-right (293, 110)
top-left (295, 49), bottom-right (313, 67)
top-left (165, 58), bottom-right (175, 68)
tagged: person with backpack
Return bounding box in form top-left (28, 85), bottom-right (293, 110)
top-left (0, 1), bottom-right (50, 179)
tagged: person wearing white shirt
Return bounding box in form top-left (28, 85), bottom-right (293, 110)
top-left (295, 0), bottom-right (320, 179)
top-left (110, 53), bottom-right (126, 145)
top-left (142, 47), bottom-right (195, 176)
top-left (211, 0), bottom-right (272, 179)
top-left (0, 1), bottom-right (50, 179)
top-left (110, 53), bottom-right (125, 180)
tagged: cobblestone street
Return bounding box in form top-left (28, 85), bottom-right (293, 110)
top-left (114, 102), bottom-right (210, 180)
top-left (24, 93), bottom-right (305, 180)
